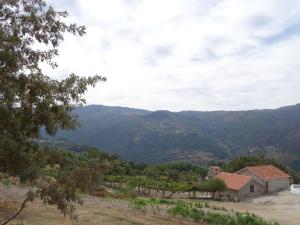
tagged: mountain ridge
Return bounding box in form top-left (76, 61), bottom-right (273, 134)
top-left (44, 103), bottom-right (300, 169)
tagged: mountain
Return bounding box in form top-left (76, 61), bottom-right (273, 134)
top-left (44, 104), bottom-right (300, 169)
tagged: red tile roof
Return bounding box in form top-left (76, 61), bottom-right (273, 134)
top-left (216, 172), bottom-right (252, 191)
top-left (246, 165), bottom-right (290, 180)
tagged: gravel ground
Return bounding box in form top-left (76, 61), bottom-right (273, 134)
top-left (213, 191), bottom-right (300, 225)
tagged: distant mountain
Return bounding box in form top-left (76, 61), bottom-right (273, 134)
top-left (43, 104), bottom-right (300, 169)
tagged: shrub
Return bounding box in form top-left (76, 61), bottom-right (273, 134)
top-left (189, 208), bottom-right (205, 222)
top-left (130, 198), bottom-right (147, 211)
top-left (167, 201), bottom-right (191, 218)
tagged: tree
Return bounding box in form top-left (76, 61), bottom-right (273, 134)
top-left (0, 0), bottom-right (105, 223)
top-left (73, 149), bottom-right (118, 192)
top-left (0, 0), bottom-right (105, 177)
top-left (200, 177), bottom-right (227, 199)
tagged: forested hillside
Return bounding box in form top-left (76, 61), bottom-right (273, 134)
top-left (44, 104), bottom-right (300, 169)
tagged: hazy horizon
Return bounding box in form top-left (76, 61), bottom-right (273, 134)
top-left (82, 102), bottom-right (299, 113)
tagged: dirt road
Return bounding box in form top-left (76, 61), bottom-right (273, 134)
top-left (214, 191), bottom-right (300, 225)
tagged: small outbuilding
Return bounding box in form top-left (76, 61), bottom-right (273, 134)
top-left (235, 165), bottom-right (292, 193)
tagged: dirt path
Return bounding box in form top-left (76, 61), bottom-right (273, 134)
top-left (212, 191), bottom-right (300, 225)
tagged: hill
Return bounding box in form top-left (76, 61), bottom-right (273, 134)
top-left (44, 104), bottom-right (300, 169)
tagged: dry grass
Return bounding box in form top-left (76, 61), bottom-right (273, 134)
top-left (0, 186), bottom-right (201, 225)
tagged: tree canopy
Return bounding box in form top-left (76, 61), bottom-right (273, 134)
top-left (0, 0), bottom-right (105, 222)
top-left (0, 0), bottom-right (105, 177)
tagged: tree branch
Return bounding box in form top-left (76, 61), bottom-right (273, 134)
top-left (0, 195), bottom-right (36, 225)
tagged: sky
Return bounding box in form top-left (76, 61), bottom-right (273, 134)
top-left (45, 0), bottom-right (300, 111)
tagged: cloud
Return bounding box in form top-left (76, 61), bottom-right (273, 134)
top-left (144, 45), bottom-right (175, 65)
top-left (44, 0), bottom-right (300, 111)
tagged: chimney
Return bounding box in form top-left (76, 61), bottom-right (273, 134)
top-left (208, 166), bottom-right (221, 177)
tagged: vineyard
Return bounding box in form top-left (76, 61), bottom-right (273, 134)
top-left (127, 198), bottom-right (280, 225)
top-left (105, 175), bottom-right (226, 199)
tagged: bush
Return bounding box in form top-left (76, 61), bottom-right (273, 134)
top-left (129, 197), bottom-right (175, 213)
top-left (130, 198), bottom-right (148, 211)
top-left (167, 201), bottom-right (191, 218)
top-left (189, 208), bottom-right (205, 222)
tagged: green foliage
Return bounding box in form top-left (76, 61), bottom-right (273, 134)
top-left (114, 185), bottom-right (136, 199)
top-left (129, 198), bottom-right (148, 211)
top-left (37, 178), bottom-right (82, 220)
top-left (129, 197), bottom-right (175, 214)
top-left (0, 0), bottom-right (105, 178)
top-left (0, 173), bottom-right (11, 188)
top-left (130, 198), bottom-right (246, 224)
top-left (0, 0), bottom-right (105, 223)
top-left (220, 156), bottom-right (273, 172)
top-left (103, 160), bottom-right (210, 200)
top-left (194, 202), bottom-right (227, 211)
top-left (130, 198), bottom-right (174, 207)
top-left (199, 177), bottom-right (227, 199)
top-left (167, 201), bottom-right (279, 225)
top-left (167, 200), bottom-right (192, 218)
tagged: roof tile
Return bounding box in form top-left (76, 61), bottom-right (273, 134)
top-left (216, 172), bottom-right (252, 191)
top-left (247, 165), bottom-right (290, 180)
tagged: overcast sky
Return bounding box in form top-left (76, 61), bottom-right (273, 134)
top-left (45, 0), bottom-right (300, 111)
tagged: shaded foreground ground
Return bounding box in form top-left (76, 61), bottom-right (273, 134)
top-left (0, 186), bottom-right (202, 225)
top-left (1, 186), bottom-right (300, 225)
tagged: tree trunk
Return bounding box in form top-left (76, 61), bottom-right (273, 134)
top-left (211, 191), bottom-right (216, 199)
top-left (166, 191), bottom-right (175, 199)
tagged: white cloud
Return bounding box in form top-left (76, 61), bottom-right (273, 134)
top-left (45, 0), bottom-right (300, 111)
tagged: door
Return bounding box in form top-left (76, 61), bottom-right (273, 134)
top-left (264, 182), bottom-right (269, 193)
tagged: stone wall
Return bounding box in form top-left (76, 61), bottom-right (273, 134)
top-left (237, 179), bottom-right (264, 200)
top-left (216, 179), bottom-right (264, 201)
top-left (207, 166), bottom-right (221, 177)
top-left (267, 177), bottom-right (290, 193)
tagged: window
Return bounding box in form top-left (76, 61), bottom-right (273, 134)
top-left (250, 185), bottom-right (254, 193)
